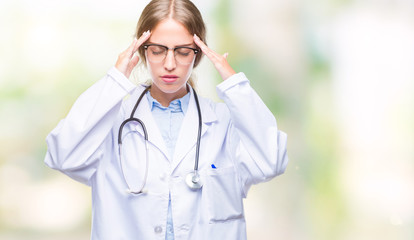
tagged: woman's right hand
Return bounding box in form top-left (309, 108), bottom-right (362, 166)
top-left (115, 30), bottom-right (151, 79)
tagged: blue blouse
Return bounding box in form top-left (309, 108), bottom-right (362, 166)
top-left (146, 91), bottom-right (190, 240)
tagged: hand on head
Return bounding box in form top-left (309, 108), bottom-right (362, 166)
top-left (115, 30), bottom-right (152, 79)
top-left (193, 34), bottom-right (236, 81)
top-left (115, 30), bottom-right (236, 81)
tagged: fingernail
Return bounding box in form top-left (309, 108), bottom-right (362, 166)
top-left (194, 34), bottom-right (199, 39)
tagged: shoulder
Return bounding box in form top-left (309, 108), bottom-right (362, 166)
top-left (120, 84), bottom-right (148, 115)
top-left (197, 94), bottom-right (231, 122)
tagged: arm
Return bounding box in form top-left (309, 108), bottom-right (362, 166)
top-left (45, 32), bottom-right (152, 185)
top-left (45, 67), bottom-right (136, 185)
top-left (217, 73), bottom-right (288, 196)
top-left (194, 35), bottom-right (288, 197)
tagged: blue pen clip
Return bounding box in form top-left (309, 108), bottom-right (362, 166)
top-left (211, 164), bottom-right (217, 169)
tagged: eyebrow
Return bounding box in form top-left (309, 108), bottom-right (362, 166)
top-left (147, 42), bottom-right (195, 48)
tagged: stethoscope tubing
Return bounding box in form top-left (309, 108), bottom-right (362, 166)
top-left (119, 140), bottom-right (149, 194)
top-left (192, 87), bottom-right (202, 172)
top-left (118, 85), bottom-right (202, 194)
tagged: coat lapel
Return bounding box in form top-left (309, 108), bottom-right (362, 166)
top-left (171, 87), bottom-right (217, 172)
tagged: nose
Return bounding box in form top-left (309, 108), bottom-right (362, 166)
top-left (163, 49), bottom-right (176, 71)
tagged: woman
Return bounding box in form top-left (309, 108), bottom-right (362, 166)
top-left (45, 0), bottom-right (288, 239)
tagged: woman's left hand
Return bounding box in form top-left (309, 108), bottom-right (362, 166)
top-left (193, 34), bottom-right (236, 81)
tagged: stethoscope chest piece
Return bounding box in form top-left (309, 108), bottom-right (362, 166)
top-left (186, 172), bottom-right (203, 190)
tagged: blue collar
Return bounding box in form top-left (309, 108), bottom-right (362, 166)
top-left (146, 90), bottom-right (191, 114)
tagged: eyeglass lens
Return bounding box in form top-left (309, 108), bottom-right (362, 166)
top-left (146, 45), bottom-right (196, 65)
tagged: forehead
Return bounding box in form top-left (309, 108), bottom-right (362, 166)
top-left (149, 18), bottom-right (193, 46)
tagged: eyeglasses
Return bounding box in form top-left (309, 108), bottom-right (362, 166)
top-left (143, 44), bottom-right (199, 65)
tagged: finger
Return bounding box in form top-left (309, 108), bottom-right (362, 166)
top-left (125, 38), bottom-right (138, 56)
top-left (193, 35), bottom-right (236, 80)
top-left (126, 54), bottom-right (140, 75)
top-left (193, 34), bottom-right (222, 62)
top-left (193, 34), bottom-right (213, 55)
top-left (193, 34), bottom-right (206, 50)
top-left (134, 30), bottom-right (151, 52)
top-left (124, 31), bottom-right (151, 59)
top-left (130, 53), bottom-right (140, 67)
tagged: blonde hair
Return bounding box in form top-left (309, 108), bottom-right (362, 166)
top-left (135, 0), bottom-right (206, 88)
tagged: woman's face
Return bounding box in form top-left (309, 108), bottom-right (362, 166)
top-left (145, 18), bottom-right (196, 101)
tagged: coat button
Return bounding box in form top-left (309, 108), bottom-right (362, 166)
top-left (154, 225), bottom-right (163, 234)
top-left (180, 224), bottom-right (189, 231)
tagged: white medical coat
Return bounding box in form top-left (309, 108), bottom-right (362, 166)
top-left (45, 67), bottom-right (289, 240)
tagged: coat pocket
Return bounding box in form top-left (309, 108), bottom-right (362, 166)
top-left (205, 166), bottom-right (244, 223)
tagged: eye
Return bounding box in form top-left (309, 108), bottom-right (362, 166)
top-left (176, 48), bottom-right (192, 56)
top-left (149, 45), bottom-right (166, 55)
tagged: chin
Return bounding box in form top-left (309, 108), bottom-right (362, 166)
top-left (154, 82), bottom-right (187, 94)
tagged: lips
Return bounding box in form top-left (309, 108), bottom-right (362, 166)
top-left (161, 75), bottom-right (179, 83)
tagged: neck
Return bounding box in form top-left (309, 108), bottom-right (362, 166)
top-left (149, 85), bottom-right (188, 107)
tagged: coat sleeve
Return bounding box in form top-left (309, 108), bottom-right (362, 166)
top-left (44, 67), bottom-right (136, 186)
top-left (216, 73), bottom-right (289, 197)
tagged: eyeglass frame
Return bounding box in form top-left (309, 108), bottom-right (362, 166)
top-left (143, 43), bottom-right (199, 65)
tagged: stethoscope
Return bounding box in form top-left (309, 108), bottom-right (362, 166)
top-left (118, 85), bottom-right (203, 195)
